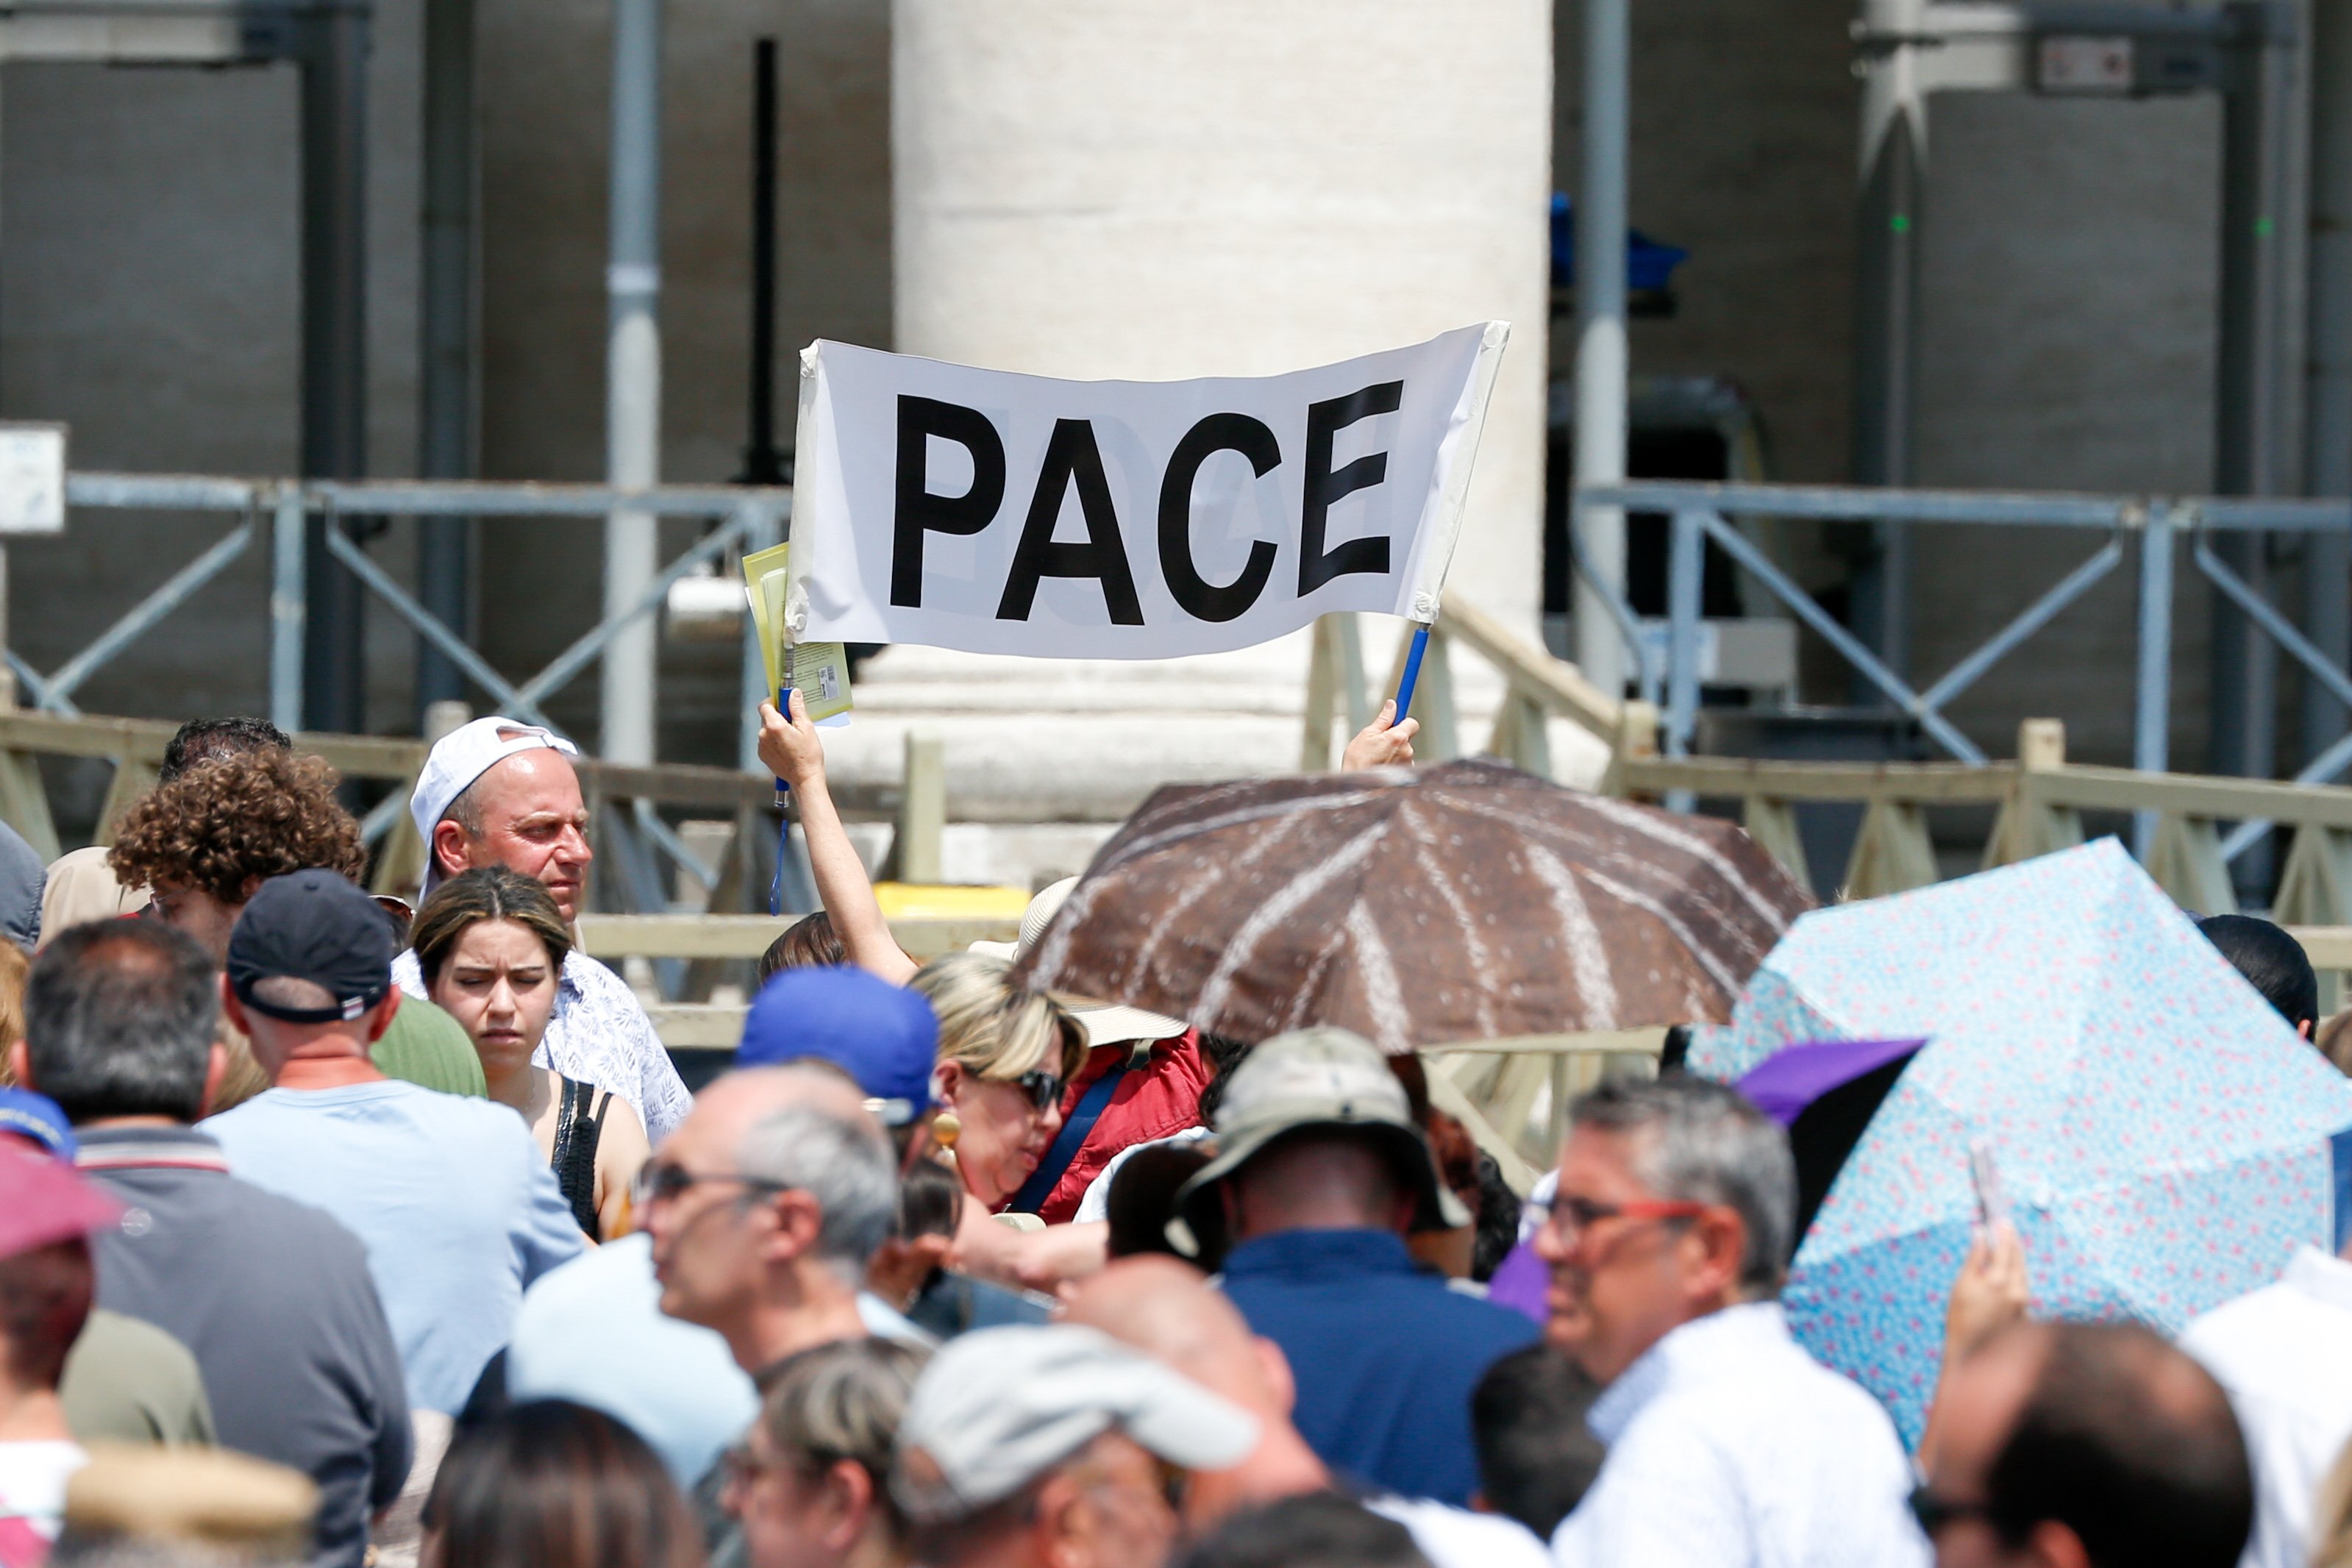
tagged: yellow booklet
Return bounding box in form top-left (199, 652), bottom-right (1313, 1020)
top-left (741, 543), bottom-right (854, 724)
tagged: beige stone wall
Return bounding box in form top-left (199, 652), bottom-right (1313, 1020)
top-left (893, 0), bottom-right (1556, 638)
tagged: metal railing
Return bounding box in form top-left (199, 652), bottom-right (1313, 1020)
top-left (37, 473), bottom-right (790, 773)
top-left (1579, 478), bottom-right (2352, 866)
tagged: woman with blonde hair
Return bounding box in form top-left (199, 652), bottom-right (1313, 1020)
top-left (411, 867), bottom-right (649, 1239)
top-left (910, 952), bottom-right (1087, 1213)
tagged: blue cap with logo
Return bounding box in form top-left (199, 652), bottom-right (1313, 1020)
top-left (735, 966), bottom-right (938, 1127)
top-left (0, 1088), bottom-right (75, 1160)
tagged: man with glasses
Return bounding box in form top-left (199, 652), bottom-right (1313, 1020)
top-left (891, 1324), bottom-right (1258, 1568)
top-left (1171, 1027), bottom-right (1539, 1506)
top-left (1915, 1321), bottom-right (2250, 1568)
top-left (642, 1063), bottom-right (899, 1374)
top-left (1536, 1076), bottom-right (1924, 1566)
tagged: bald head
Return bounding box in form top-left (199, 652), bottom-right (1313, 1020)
top-left (433, 747), bottom-right (591, 920)
top-left (1930, 1321), bottom-right (2251, 1568)
top-left (1063, 1256), bottom-right (1285, 1415)
top-left (1062, 1256), bottom-right (1330, 1525)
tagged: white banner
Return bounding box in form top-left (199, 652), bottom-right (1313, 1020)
top-left (785, 324), bottom-right (1508, 659)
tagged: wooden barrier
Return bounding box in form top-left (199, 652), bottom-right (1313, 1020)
top-left (0, 708), bottom-right (797, 915)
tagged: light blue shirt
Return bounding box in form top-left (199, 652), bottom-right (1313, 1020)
top-left (507, 1239), bottom-right (930, 1488)
top-left (204, 1080), bottom-right (583, 1415)
top-left (1551, 1302), bottom-right (1928, 1568)
top-left (507, 1236), bottom-right (758, 1486)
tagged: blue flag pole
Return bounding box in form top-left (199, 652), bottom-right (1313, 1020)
top-left (770, 682), bottom-right (791, 916)
top-left (1391, 622), bottom-right (1433, 725)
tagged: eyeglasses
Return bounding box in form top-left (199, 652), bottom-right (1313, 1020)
top-left (1542, 1195), bottom-right (1711, 1242)
top-left (1907, 1483), bottom-right (1999, 1538)
top-left (1011, 1070), bottom-right (1063, 1112)
top-left (718, 1441), bottom-right (777, 1498)
top-left (629, 1161), bottom-right (791, 1209)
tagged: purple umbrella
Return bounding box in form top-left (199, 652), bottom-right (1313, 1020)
top-left (1739, 1038), bottom-right (1925, 1244)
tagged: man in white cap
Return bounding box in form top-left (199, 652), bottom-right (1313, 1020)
top-left (891, 1322), bottom-right (1258, 1568)
top-left (391, 716), bottom-right (691, 1140)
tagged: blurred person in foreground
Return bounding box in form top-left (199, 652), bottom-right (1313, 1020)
top-left (39, 716), bottom-right (290, 940)
top-left (394, 716), bottom-right (691, 1140)
top-left (1061, 1255), bottom-right (1550, 1568)
top-left (11, 920), bottom-right (408, 1568)
top-left (52, 1443), bottom-right (316, 1568)
top-left (1172, 1027), bottom-right (1537, 1506)
top-left (2174, 1222), bottom-right (2352, 1568)
top-left (412, 868), bottom-right (649, 1239)
top-left (486, 991), bottom-right (923, 1503)
top-left (642, 1064), bottom-right (900, 1373)
top-left (1535, 1075), bottom-right (1924, 1566)
top-left (2199, 915), bottom-right (2320, 1042)
top-left (202, 870), bottom-right (581, 1416)
top-left (105, 746), bottom-right (485, 1104)
top-left (422, 1400), bottom-right (702, 1568)
top-left (0, 1151), bottom-right (124, 1561)
top-left (1467, 1345), bottom-right (1603, 1541)
top-left (720, 1338), bottom-right (927, 1568)
top-left (1175, 1492), bottom-right (1430, 1568)
top-left (1918, 1321), bottom-right (2251, 1568)
top-left (890, 1324), bottom-right (1257, 1568)
top-left (0, 1088), bottom-right (213, 1454)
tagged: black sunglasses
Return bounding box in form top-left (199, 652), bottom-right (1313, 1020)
top-left (630, 1161), bottom-right (790, 1209)
top-left (1012, 1069), bottom-right (1063, 1112)
top-left (1907, 1483), bottom-right (1998, 1538)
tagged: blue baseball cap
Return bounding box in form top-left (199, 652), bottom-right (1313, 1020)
top-left (0, 1088), bottom-right (75, 1160)
top-left (735, 966), bottom-right (939, 1127)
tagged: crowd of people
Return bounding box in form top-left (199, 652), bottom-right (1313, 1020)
top-left (0, 695), bottom-right (2343, 1568)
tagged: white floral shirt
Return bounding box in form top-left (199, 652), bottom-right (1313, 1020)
top-left (393, 948), bottom-right (693, 1143)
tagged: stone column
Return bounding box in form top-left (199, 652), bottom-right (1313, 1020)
top-left (891, 0), bottom-right (1554, 638)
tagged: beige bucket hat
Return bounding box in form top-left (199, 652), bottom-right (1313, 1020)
top-left (1173, 1025), bottom-right (1470, 1243)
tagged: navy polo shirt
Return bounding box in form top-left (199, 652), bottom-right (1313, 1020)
top-left (1218, 1227), bottom-right (1542, 1505)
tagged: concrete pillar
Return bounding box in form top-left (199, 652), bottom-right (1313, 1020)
top-left (891, 0), bottom-right (1554, 639)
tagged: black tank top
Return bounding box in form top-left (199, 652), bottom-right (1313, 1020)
top-left (550, 1077), bottom-right (612, 1238)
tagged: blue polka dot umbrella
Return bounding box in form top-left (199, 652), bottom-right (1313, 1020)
top-left (1691, 838), bottom-right (2352, 1447)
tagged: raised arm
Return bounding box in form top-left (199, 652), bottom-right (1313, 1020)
top-left (758, 691), bottom-right (921, 987)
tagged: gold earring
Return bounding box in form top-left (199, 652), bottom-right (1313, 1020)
top-left (931, 1110), bottom-right (961, 1152)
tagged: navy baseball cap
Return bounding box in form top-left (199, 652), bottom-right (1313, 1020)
top-left (736, 966), bottom-right (938, 1127)
top-left (227, 869), bottom-right (394, 1024)
top-left (0, 1089), bottom-right (74, 1160)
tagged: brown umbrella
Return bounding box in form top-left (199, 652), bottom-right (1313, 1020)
top-left (1013, 758), bottom-right (1815, 1052)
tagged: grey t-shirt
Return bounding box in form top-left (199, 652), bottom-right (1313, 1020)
top-left (77, 1125), bottom-right (412, 1568)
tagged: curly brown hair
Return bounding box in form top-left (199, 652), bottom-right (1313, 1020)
top-left (108, 749), bottom-right (367, 905)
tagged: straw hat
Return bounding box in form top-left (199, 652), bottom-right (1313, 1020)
top-left (970, 877), bottom-right (1188, 1050)
top-left (65, 1443), bottom-right (318, 1558)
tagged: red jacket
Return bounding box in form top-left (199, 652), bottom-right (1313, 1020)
top-left (1034, 1029), bottom-right (1211, 1224)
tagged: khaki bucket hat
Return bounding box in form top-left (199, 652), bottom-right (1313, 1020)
top-left (1174, 1026), bottom-right (1470, 1245)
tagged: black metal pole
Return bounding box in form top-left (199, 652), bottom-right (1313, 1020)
top-left (738, 37), bottom-right (786, 485)
top-left (300, 1), bottom-right (371, 733)
top-left (416, 0), bottom-right (477, 714)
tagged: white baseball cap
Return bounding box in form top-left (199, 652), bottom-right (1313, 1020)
top-left (409, 716), bottom-right (580, 896)
top-left (891, 1325), bottom-right (1258, 1524)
